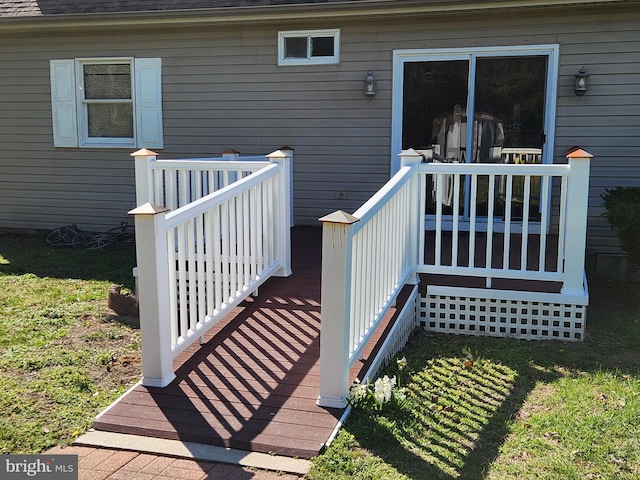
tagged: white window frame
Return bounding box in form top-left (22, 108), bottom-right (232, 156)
top-left (50, 57), bottom-right (163, 149)
top-left (77, 58), bottom-right (135, 148)
top-left (278, 29), bottom-right (340, 66)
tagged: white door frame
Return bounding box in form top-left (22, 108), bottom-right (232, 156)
top-left (390, 44), bottom-right (560, 175)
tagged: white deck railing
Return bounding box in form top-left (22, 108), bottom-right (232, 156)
top-left (129, 149), bottom-right (292, 387)
top-left (318, 148), bottom-right (592, 407)
top-left (420, 162), bottom-right (570, 287)
top-left (316, 153), bottom-right (422, 408)
top-left (133, 148), bottom-right (295, 226)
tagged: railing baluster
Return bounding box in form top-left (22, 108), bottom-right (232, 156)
top-left (557, 174), bottom-right (568, 274)
top-left (521, 175), bottom-right (531, 270)
top-left (221, 199), bottom-right (230, 305)
top-left (195, 214), bottom-right (206, 336)
top-left (212, 205), bottom-right (223, 313)
top-left (167, 229), bottom-right (178, 347)
top-left (375, 213), bottom-right (384, 324)
top-left (230, 197), bottom-right (239, 297)
top-left (435, 173), bottom-right (443, 266)
top-left (179, 170), bottom-right (189, 208)
top-left (418, 171), bottom-right (427, 266)
top-left (256, 183), bottom-right (264, 271)
top-left (193, 169), bottom-right (202, 202)
top-left (186, 218), bottom-right (197, 336)
top-left (539, 175), bottom-right (550, 272)
top-left (249, 185), bottom-right (257, 281)
top-left (486, 174), bottom-right (495, 287)
top-left (166, 171), bottom-right (176, 210)
top-left (356, 233), bottom-right (362, 354)
top-left (452, 173), bottom-right (460, 267)
top-left (204, 209), bottom-right (215, 317)
top-left (177, 223), bottom-right (188, 343)
top-left (153, 170), bottom-right (163, 206)
top-left (469, 174), bottom-right (478, 268)
top-left (503, 175), bottom-right (513, 270)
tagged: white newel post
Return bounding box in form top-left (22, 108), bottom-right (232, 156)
top-left (131, 148), bottom-right (159, 207)
top-left (561, 148), bottom-right (592, 296)
top-left (128, 203), bottom-right (176, 387)
top-left (267, 149), bottom-right (293, 277)
top-left (221, 148), bottom-right (241, 162)
top-left (278, 146), bottom-right (295, 227)
top-left (317, 210), bottom-right (359, 408)
top-left (399, 148), bottom-right (423, 285)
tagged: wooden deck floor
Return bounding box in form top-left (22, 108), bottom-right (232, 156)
top-left (93, 226), bottom-right (394, 459)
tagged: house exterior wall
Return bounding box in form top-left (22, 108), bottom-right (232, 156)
top-left (0, 3), bottom-right (638, 254)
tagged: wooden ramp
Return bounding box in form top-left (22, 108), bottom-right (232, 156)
top-left (92, 226), bottom-right (396, 459)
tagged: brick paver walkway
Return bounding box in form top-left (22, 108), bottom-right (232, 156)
top-left (45, 445), bottom-right (303, 480)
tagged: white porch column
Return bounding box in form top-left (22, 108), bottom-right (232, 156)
top-left (561, 148), bottom-right (592, 296)
top-left (128, 203), bottom-right (176, 387)
top-left (131, 148), bottom-right (159, 207)
top-left (317, 210), bottom-right (359, 408)
top-left (399, 148), bottom-right (423, 285)
top-left (267, 149), bottom-right (293, 277)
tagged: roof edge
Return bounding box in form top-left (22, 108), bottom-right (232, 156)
top-left (0, 0), bottom-right (635, 33)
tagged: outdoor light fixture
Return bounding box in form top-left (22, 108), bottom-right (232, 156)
top-left (364, 71), bottom-right (376, 99)
top-left (574, 66), bottom-right (589, 96)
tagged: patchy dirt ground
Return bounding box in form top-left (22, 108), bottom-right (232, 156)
top-left (77, 308), bottom-right (142, 392)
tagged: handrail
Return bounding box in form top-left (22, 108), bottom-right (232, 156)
top-left (352, 165), bottom-right (413, 227)
top-left (149, 159), bottom-right (269, 172)
top-left (422, 162), bottom-right (569, 175)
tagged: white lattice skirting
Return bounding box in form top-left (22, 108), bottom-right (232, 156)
top-left (417, 285), bottom-right (588, 341)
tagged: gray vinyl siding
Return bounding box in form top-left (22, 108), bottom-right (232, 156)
top-left (0, 3), bottom-right (638, 256)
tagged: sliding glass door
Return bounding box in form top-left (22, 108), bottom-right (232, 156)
top-left (392, 46), bottom-right (558, 226)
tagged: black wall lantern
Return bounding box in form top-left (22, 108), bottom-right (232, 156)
top-left (364, 71), bottom-right (376, 99)
top-left (574, 66), bottom-right (589, 96)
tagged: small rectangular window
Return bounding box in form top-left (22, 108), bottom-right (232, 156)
top-left (311, 36), bottom-right (334, 57)
top-left (284, 37), bottom-right (307, 59)
top-left (278, 29), bottom-right (340, 65)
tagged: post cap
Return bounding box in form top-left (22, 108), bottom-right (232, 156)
top-left (267, 149), bottom-right (292, 160)
top-left (128, 203), bottom-right (170, 216)
top-left (566, 148), bottom-right (593, 159)
top-left (318, 210), bottom-right (359, 224)
top-left (221, 148), bottom-right (240, 155)
top-left (130, 148), bottom-right (158, 157)
top-left (398, 148), bottom-right (422, 157)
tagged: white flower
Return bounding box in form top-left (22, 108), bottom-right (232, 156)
top-left (373, 375), bottom-right (396, 405)
top-left (346, 379), bottom-right (371, 407)
top-left (394, 387), bottom-right (407, 401)
top-left (397, 356), bottom-right (407, 370)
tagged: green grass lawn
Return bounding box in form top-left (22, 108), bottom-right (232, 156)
top-left (0, 234), bottom-right (140, 454)
top-left (309, 276), bottom-right (640, 479)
